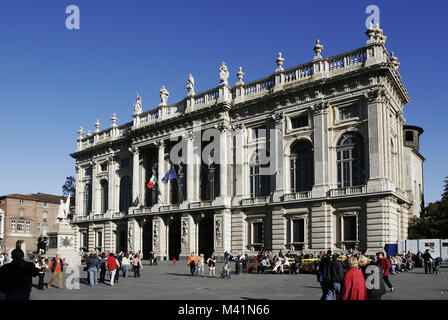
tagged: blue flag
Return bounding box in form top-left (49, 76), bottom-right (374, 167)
top-left (162, 166), bottom-right (177, 184)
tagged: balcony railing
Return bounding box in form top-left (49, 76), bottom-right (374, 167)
top-left (283, 191), bottom-right (312, 201)
top-left (241, 196), bottom-right (270, 206)
top-left (330, 186), bottom-right (367, 197)
top-left (189, 200), bottom-right (213, 209)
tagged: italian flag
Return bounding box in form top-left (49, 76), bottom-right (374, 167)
top-left (147, 172), bottom-right (157, 189)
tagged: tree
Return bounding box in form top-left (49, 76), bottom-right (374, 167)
top-left (62, 176), bottom-right (76, 220)
top-left (62, 176), bottom-right (76, 198)
top-left (408, 176), bottom-right (448, 239)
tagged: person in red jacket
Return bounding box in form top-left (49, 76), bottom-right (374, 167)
top-left (377, 252), bottom-right (394, 292)
top-left (106, 252), bottom-right (119, 286)
top-left (341, 256), bottom-right (367, 300)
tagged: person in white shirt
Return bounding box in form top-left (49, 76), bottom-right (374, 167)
top-left (121, 253), bottom-right (131, 278)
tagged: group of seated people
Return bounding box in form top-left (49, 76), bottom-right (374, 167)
top-left (389, 253), bottom-right (415, 274)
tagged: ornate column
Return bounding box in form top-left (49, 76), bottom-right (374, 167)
top-left (130, 146), bottom-right (140, 207)
top-left (179, 214), bottom-right (196, 259)
top-left (216, 124), bottom-right (230, 205)
top-left (186, 132), bottom-right (195, 202)
top-left (107, 155), bottom-right (117, 215)
top-left (311, 102), bottom-right (330, 198)
top-left (91, 160), bottom-right (100, 214)
top-left (233, 124), bottom-right (248, 205)
top-left (272, 113), bottom-right (285, 202)
top-left (156, 140), bottom-right (166, 205)
top-left (213, 209), bottom-right (232, 257)
top-left (127, 218), bottom-right (142, 253)
top-left (152, 216), bottom-right (167, 260)
top-left (75, 164), bottom-right (83, 217)
top-left (366, 88), bottom-right (388, 193)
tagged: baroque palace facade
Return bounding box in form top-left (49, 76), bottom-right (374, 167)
top-left (70, 25), bottom-right (424, 259)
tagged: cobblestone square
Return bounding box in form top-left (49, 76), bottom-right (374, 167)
top-left (28, 261), bottom-right (448, 300)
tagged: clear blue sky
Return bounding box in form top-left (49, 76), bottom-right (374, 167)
top-left (0, 0), bottom-right (446, 204)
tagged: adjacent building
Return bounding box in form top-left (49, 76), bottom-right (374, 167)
top-left (70, 25), bottom-right (424, 259)
top-left (0, 193), bottom-right (65, 255)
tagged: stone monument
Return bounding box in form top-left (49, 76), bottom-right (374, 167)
top-left (46, 197), bottom-right (81, 266)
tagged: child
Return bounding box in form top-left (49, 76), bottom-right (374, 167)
top-left (222, 263), bottom-right (231, 278)
top-left (36, 257), bottom-right (47, 290)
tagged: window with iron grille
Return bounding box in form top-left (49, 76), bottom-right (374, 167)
top-left (343, 215), bottom-right (357, 241)
top-left (293, 219), bottom-right (305, 243)
top-left (252, 222), bottom-right (263, 244)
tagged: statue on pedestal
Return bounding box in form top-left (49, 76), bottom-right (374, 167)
top-left (57, 197), bottom-right (71, 223)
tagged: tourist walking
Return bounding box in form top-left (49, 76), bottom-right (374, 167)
top-left (359, 255), bottom-right (386, 300)
top-left (132, 254), bottom-right (141, 277)
top-left (377, 252), bottom-right (394, 292)
top-left (47, 254), bottom-right (64, 289)
top-left (187, 252), bottom-right (198, 276)
top-left (422, 249), bottom-right (434, 274)
top-left (322, 253), bottom-right (345, 300)
top-left (138, 251), bottom-right (144, 271)
top-left (207, 254), bottom-right (216, 277)
top-left (198, 254), bottom-right (205, 277)
top-left (106, 252), bottom-right (119, 286)
top-left (87, 253), bottom-right (100, 286)
top-left (122, 253), bottom-right (130, 278)
top-left (0, 249), bottom-right (39, 300)
top-left (36, 256), bottom-right (47, 290)
top-left (341, 256), bottom-right (367, 300)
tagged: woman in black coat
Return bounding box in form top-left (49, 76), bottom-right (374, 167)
top-left (358, 255), bottom-right (386, 300)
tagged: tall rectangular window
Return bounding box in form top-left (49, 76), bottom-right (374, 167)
top-left (11, 220), bottom-right (16, 232)
top-left (252, 222), bottom-right (263, 244)
top-left (26, 221), bottom-right (31, 233)
top-left (293, 219), bottom-right (305, 243)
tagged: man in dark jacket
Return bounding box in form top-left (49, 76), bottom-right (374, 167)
top-left (322, 253), bottom-right (345, 300)
top-left (0, 249), bottom-right (39, 300)
top-left (422, 249), bottom-right (433, 274)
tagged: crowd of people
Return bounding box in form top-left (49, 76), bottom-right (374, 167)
top-left (0, 246), bottom-right (443, 300)
top-left (83, 250), bottom-right (160, 286)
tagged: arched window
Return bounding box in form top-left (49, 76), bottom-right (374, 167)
top-left (100, 179), bottom-right (109, 214)
top-left (83, 183), bottom-right (92, 216)
top-left (290, 141), bottom-right (314, 192)
top-left (119, 176), bottom-right (132, 212)
top-left (336, 132), bottom-right (365, 188)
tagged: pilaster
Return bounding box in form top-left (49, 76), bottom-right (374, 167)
top-left (310, 202), bottom-right (333, 251)
top-left (271, 206), bottom-right (287, 251)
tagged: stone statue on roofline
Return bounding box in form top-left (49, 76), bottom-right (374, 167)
top-left (219, 62), bottom-right (229, 85)
top-left (186, 73), bottom-right (195, 96)
top-left (159, 85), bottom-right (169, 106)
top-left (134, 92), bottom-right (142, 115)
